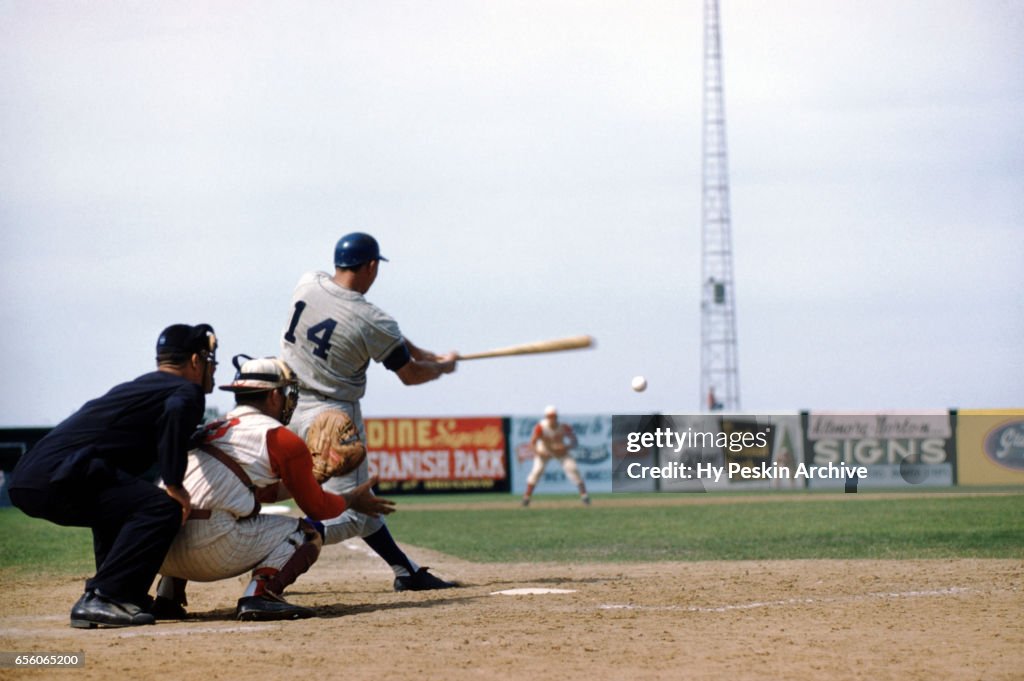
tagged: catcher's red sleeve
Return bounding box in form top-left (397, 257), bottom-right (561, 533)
top-left (266, 427), bottom-right (347, 520)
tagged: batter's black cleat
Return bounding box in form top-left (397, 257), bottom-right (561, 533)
top-left (70, 591), bottom-right (156, 629)
top-left (236, 594), bottom-right (315, 621)
top-left (394, 567), bottom-right (459, 592)
top-left (149, 596), bottom-right (188, 620)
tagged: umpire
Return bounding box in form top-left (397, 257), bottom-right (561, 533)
top-left (9, 324), bottom-right (218, 628)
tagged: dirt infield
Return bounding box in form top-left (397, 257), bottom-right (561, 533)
top-left (2, 539), bottom-right (1021, 681)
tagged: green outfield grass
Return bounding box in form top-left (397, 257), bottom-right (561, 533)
top-left (1, 491), bottom-right (1021, 574)
top-left (0, 508), bottom-right (96, 575)
top-left (386, 492), bottom-right (1024, 562)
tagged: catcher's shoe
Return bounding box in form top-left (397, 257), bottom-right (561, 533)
top-left (394, 567), bottom-right (459, 592)
top-left (236, 594), bottom-right (315, 621)
top-left (70, 591), bottom-right (156, 629)
top-left (149, 596), bottom-right (187, 620)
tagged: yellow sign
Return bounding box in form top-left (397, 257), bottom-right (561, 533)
top-left (956, 409), bottom-right (1024, 486)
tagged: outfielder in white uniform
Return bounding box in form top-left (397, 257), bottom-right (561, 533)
top-left (153, 355), bottom-right (394, 621)
top-left (521, 405), bottom-right (591, 507)
top-left (280, 232), bottom-right (460, 591)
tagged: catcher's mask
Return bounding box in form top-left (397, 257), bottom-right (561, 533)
top-left (219, 354), bottom-right (299, 425)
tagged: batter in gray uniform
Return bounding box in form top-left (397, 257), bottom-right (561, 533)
top-left (281, 232), bottom-right (459, 591)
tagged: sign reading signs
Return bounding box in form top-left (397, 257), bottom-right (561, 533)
top-left (802, 411), bottom-right (955, 488)
top-left (364, 417), bottom-right (509, 494)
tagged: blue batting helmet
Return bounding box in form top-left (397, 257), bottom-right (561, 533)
top-left (334, 232), bottom-right (388, 269)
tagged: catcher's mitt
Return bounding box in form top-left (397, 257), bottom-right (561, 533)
top-left (306, 409), bottom-right (366, 483)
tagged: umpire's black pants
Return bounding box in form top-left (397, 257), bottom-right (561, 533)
top-left (10, 471), bottom-right (182, 608)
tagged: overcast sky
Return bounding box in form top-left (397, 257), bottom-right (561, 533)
top-left (2, 0), bottom-right (1021, 427)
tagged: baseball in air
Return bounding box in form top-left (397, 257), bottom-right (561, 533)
top-left (631, 375), bottom-right (648, 392)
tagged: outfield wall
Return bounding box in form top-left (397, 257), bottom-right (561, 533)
top-left (0, 428), bottom-right (50, 507)
top-left (507, 414), bottom-right (613, 495)
top-left (1, 409), bottom-right (1021, 502)
top-left (955, 410), bottom-right (1024, 486)
top-left (364, 417), bottom-right (510, 494)
top-left (800, 411), bottom-right (956, 489)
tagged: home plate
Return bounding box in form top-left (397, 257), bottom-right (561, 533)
top-left (262, 505), bottom-right (294, 515)
top-left (490, 588), bottom-right (577, 596)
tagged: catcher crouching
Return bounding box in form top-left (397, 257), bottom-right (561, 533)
top-left (153, 355), bottom-right (394, 621)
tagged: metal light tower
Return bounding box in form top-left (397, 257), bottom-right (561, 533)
top-left (700, 0), bottom-right (740, 412)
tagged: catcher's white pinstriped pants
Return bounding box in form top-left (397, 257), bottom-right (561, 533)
top-left (159, 510), bottom-right (306, 582)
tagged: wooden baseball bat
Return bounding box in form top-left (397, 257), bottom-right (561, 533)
top-left (456, 335), bottom-right (595, 361)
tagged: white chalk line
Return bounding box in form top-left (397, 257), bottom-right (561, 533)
top-left (0, 587), bottom-right (975, 636)
top-left (491, 588), bottom-right (578, 596)
top-left (2, 615), bottom-right (65, 623)
top-left (0, 623), bottom-right (275, 638)
top-left (114, 624), bottom-right (275, 637)
top-left (599, 586), bottom-right (971, 613)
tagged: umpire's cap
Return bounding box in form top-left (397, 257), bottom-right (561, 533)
top-left (156, 323), bottom-right (217, 361)
top-left (334, 232), bottom-right (388, 269)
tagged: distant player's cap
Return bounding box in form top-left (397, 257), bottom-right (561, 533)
top-left (334, 232), bottom-right (388, 268)
top-left (544, 405), bottom-right (557, 416)
top-left (156, 324), bottom-right (217, 361)
top-left (219, 354), bottom-right (296, 393)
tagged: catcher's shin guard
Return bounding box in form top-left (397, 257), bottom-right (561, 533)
top-left (262, 524), bottom-right (322, 596)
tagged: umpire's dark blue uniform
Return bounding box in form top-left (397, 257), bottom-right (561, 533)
top-left (9, 371), bottom-right (205, 608)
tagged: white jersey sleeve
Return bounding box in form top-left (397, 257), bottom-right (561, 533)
top-left (281, 271), bottom-right (406, 402)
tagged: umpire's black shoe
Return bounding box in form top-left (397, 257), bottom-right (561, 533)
top-left (393, 567), bottom-right (459, 592)
top-left (236, 595), bottom-right (315, 621)
top-left (149, 596), bottom-right (188, 620)
top-left (70, 592), bottom-right (156, 629)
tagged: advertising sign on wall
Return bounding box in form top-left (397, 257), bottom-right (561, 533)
top-left (955, 409), bottom-right (1024, 486)
top-left (365, 417), bottom-right (509, 494)
top-left (509, 414), bottom-right (612, 494)
top-left (802, 411), bottom-right (955, 488)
